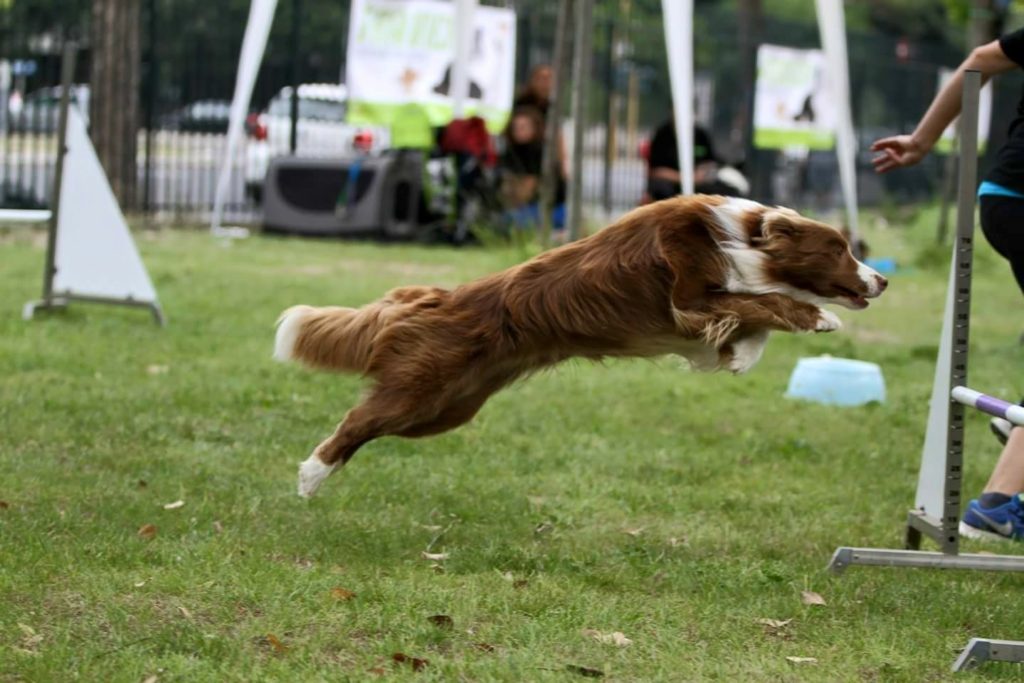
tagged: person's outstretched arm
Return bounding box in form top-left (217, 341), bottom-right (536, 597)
top-left (872, 38), bottom-right (1019, 173)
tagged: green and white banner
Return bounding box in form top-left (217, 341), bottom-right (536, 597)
top-left (346, 0), bottom-right (516, 148)
top-left (754, 44), bottom-right (836, 150)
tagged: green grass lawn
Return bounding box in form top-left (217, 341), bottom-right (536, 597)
top-left (3, 209), bottom-right (1024, 681)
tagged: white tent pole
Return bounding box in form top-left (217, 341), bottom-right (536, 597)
top-left (815, 0), bottom-right (859, 244)
top-left (452, 0), bottom-right (477, 118)
top-left (661, 0), bottom-right (694, 196)
top-left (211, 0), bottom-right (279, 237)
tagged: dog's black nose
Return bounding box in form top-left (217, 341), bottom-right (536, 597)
top-left (874, 275), bottom-right (888, 291)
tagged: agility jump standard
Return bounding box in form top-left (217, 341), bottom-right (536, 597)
top-left (827, 70), bottom-right (1024, 673)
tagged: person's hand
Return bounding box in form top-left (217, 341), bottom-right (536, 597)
top-left (871, 135), bottom-right (927, 173)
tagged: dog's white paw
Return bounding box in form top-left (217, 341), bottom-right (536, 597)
top-left (298, 453), bottom-right (336, 498)
top-left (814, 309), bottom-right (842, 333)
top-left (726, 331), bottom-right (769, 375)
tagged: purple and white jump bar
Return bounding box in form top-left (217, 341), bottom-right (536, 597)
top-left (951, 386), bottom-right (1024, 427)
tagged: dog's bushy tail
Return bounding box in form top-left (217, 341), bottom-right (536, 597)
top-left (274, 304), bottom-right (380, 373)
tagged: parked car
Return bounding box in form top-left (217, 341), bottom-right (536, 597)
top-left (243, 83), bottom-right (389, 201)
top-left (160, 99), bottom-right (232, 133)
top-left (7, 84), bottom-right (89, 133)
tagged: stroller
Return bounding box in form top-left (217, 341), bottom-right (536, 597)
top-left (420, 116), bottom-right (505, 244)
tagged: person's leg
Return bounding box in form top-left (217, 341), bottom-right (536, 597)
top-left (983, 428), bottom-right (1024, 496)
top-left (958, 195), bottom-right (1024, 540)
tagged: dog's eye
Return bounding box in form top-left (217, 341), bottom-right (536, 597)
top-left (832, 244), bottom-right (846, 257)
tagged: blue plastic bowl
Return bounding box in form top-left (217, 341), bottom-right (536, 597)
top-left (785, 356), bottom-right (886, 406)
top-left (864, 257), bottom-right (897, 275)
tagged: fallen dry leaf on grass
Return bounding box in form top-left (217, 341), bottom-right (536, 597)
top-left (565, 664), bottom-right (605, 677)
top-left (330, 587), bottom-right (356, 601)
top-left (367, 667), bottom-right (386, 676)
top-left (756, 618), bottom-right (794, 639)
top-left (0, 500), bottom-right (10, 509)
top-left (421, 551), bottom-right (448, 561)
top-left (623, 527), bottom-right (644, 537)
top-left (212, 520), bottom-right (224, 534)
top-left (427, 614), bottom-right (453, 629)
top-left (179, 606), bottom-right (193, 620)
top-left (142, 676), bottom-right (159, 683)
top-left (137, 480), bottom-right (148, 489)
top-left (146, 364), bottom-right (169, 375)
top-left (134, 580), bottom-right (146, 588)
top-left (474, 642), bottom-right (496, 653)
top-left (162, 500), bottom-right (185, 510)
top-left (264, 633), bottom-right (288, 655)
top-left (667, 536), bottom-right (686, 547)
top-left (500, 572), bottom-right (528, 588)
top-left (392, 652), bottom-right (429, 671)
top-left (137, 524), bottom-right (157, 540)
top-left (18, 624), bottom-right (42, 643)
top-left (786, 656), bottom-right (818, 665)
top-left (534, 521), bottom-right (554, 535)
top-left (582, 629), bottom-right (632, 647)
top-left (801, 590), bottom-right (826, 606)
top-left (756, 618), bottom-right (792, 629)
top-left (14, 623), bottom-right (43, 656)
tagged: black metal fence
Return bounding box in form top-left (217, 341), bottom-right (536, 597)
top-left (1, 1), bottom-right (1016, 224)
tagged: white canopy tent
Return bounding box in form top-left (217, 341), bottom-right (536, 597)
top-left (212, 0), bottom-right (858, 240)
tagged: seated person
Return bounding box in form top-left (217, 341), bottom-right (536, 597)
top-left (645, 119), bottom-right (735, 201)
top-left (500, 106), bottom-right (566, 228)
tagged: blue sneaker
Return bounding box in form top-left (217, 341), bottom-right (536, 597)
top-left (960, 495), bottom-right (1024, 541)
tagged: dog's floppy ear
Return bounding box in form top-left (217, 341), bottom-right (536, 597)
top-left (759, 209), bottom-right (799, 240)
top-left (656, 218), bottom-right (724, 311)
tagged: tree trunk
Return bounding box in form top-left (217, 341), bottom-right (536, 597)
top-left (968, 0), bottom-right (1000, 50)
top-left (90, 0), bottom-right (140, 208)
top-left (734, 0), bottom-right (761, 158)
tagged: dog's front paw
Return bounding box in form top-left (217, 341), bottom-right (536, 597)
top-left (814, 309), bottom-right (842, 333)
top-left (298, 453), bottom-right (336, 498)
top-left (725, 331), bottom-right (769, 374)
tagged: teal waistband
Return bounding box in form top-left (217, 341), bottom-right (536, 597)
top-left (978, 180), bottom-right (1024, 199)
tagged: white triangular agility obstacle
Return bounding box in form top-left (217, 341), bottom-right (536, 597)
top-left (24, 105), bottom-right (164, 325)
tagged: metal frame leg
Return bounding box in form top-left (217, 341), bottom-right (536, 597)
top-left (953, 638), bottom-right (1024, 672)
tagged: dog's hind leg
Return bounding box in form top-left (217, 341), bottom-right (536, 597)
top-left (297, 380), bottom-right (507, 497)
top-left (298, 386), bottom-right (439, 497)
top-left (396, 387), bottom-right (500, 437)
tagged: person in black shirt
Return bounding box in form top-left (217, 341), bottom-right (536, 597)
top-left (645, 118), bottom-right (743, 200)
top-left (872, 28), bottom-right (1024, 541)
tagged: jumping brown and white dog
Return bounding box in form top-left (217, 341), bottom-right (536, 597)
top-left (275, 195), bottom-right (887, 497)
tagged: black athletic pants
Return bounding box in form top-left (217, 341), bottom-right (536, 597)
top-left (979, 194), bottom-right (1024, 295)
